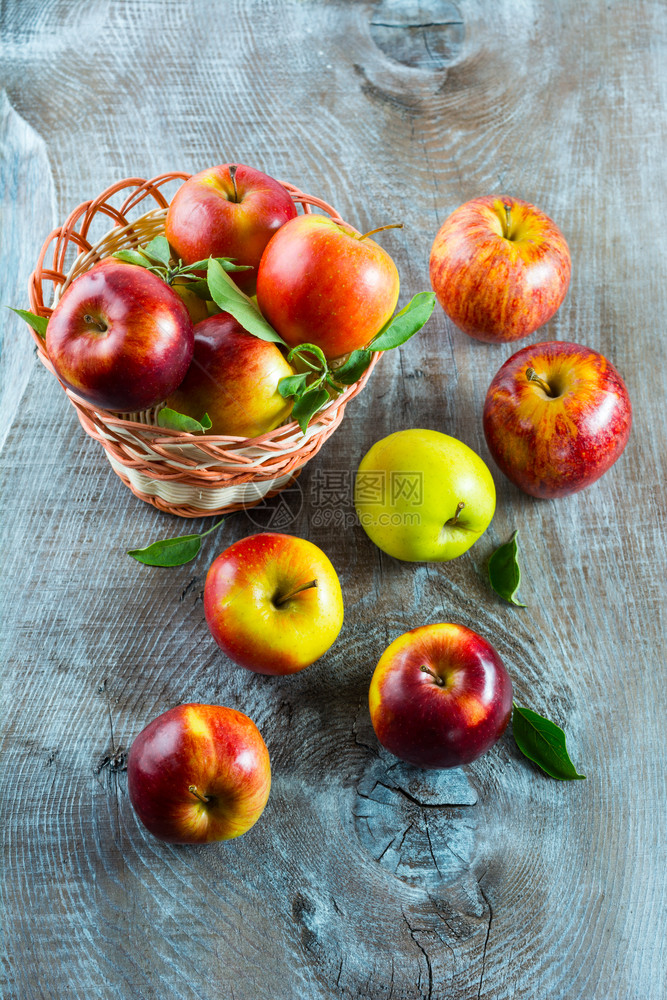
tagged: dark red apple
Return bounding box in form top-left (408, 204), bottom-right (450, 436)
top-left (165, 312), bottom-right (295, 438)
top-left (483, 341), bottom-right (632, 498)
top-left (255, 214), bottom-right (400, 359)
top-left (369, 623), bottom-right (513, 769)
top-left (165, 163), bottom-right (297, 294)
top-left (127, 703), bottom-right (271, 844)
top-left (429, 195), bottom-right (571, 343)
top-left (46, 258), bottom-right (194, 412)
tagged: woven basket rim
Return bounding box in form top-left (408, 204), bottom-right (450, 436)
top-left (27, 170), bottom-right (380, 451)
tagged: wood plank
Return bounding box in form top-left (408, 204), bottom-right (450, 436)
top-left (1, 1), bottom-right (665, 998)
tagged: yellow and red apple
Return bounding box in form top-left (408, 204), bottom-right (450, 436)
top-left (165, 163), bottom-right (297, 295)
top-left (483, 340), bottom-right (632, 498)
top-left (46, 258), bottom-right (194, 412)
top-left (165, 312), bottom-right (295, 438)
top-left (127, 703), bottom-right (271, 844)
top-left (204, 532), bottom-right (344, 675)
top-left (256, 214), bottom-right (400, 359)
top-left (429, 195), bottom-right (571, 343)
top-left (369, 624), bottom-right (513, 769)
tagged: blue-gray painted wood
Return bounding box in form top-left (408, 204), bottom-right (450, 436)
top-left (1, 2), bottom-right (666, 998)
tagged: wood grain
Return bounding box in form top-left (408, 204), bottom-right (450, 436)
top-left (1, 1), bottom-right (666, 998)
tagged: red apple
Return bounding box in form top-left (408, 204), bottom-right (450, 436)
top-left (204, 532), bottom-right (344, 675)
top-left (165, 163), bottom-right (297, 295)
top-left (46, 258), bottom-right (194, 411)
top-left (429, 195), bottom-right (571, 343)
top-left (127, 703), bottom-right (271, 844)
top-left (369, 624), bottom-right (513, 769)
top-left (165, 312), bottom-right (295, 438)
top-left (256, 214), bottom-right (400, 359)
top-left (483, 341), bottom-right (632, 498)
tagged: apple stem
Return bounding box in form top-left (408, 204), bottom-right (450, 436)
top-left (503, 203), bottom-right (513, 239)
top-left (83, 314), bottom-right (108, 333)
top-left (357, 223), bottom-right (404, 241)
top-left (229, 164), bottom-right (239, 203)
top-left (420, 665), bottom-right (445, 686)
top-left (445, 501), bottom-right (465, 526)
top-left (526, 367), bottom-right (554, 396)
top-left (274, 579), bottom-right (318, 606)
top-left (188, 785), bottom-right (210, 804)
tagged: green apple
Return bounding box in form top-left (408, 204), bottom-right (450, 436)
top-left (354, 429), bottom-right (496, 562)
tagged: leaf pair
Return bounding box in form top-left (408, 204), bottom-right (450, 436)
top-left (277, 291), bottom-right (437, 432)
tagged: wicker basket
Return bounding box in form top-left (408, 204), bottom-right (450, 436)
top-left (27, 172), bottom-right (380, 517)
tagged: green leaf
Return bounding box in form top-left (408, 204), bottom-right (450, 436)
top-left (512, 704), bottom-right (586, 781)
top-left (207, 258), bottom-right (284, 343)
top-left (286, 342), bottom-right (328, 370)
top-left (291, 386), bottom-right (330, 433)
top-left (9, 307), bottom-right (48, 338)
top-left (180, 279), bottom-right (211, 300)
top-left (157, 408), bottom-right (212, 433)
top-left (128, 518), bottom-right (225, 567)
top-left (141, 235), bottom-right (172, 265)
top-left (112, 249), bottom-right (154, 268)
top-left (488, 530), bottom-right (526, 606)
top-left (331, 349), bottom-right (373, 385)
top-left (370, 291), bottom-right (436, 351)
top-left (278, 373), bottom-right (309, 399)
top-left (184, 256), bottom-right (252, 274)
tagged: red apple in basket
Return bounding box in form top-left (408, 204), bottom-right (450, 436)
top-left (369, 624), bottom-right (513, 769)
top-left (165, 163), bottom-right (297, 295)
top-left (45, 258), bottom-right (194, 412)
top-left (429, 195), bottom-right (571, 343)
top-left (483, 340), bottom-right (632, 498)
top-left (256, 214), bottom-right (400, 359)
top-left (165, 312), bottom-right (295, 438)
top-left (127, 703), bottom-right (271, 844)
top-left (204, 532), bottom-right (344, 675)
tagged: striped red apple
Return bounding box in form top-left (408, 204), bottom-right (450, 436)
top-left (483, 341), bottom-right (632, 498)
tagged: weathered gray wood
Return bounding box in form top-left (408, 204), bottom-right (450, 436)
top-left (1, 1), bottom-right (666, 998)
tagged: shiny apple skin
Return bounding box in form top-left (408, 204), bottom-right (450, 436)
top-left (165, 163), bottom-right (297, 295)
top-left (429, 196), bottom-right (571, 343)
top-left (483, 341), bottom-right (632, 498)
top-left (165, 312), bottom-right (295, 438)
top-left (45, 259), bottom-right (194, 411)
top-left (127, 703), bottom-right (271, 844)
top-left (256, 214), bottom-right (400, 359)
top-left (204, 532), bottom-right (344, 675)
top-left (369, 624), bottom-right (513, 769)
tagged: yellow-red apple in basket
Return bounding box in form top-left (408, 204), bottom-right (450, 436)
top-left (165, 163), bottom-right (297, 295)
top-left (165, 312), bottom-right (295, 438)
top-left (204, 532), bottom-right (344, 675)
top-left (256, 214), bottom-right (400, 359)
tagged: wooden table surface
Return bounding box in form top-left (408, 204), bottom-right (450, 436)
top-left (1, 2), bottom-right (665, 998)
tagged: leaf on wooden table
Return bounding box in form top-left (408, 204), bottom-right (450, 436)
top-left (512, 704), bottom-right (586, 780)
top-left (128, 518), bottom-right (224, 567)
top-left (488, 529), bottom-right (526, 606)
